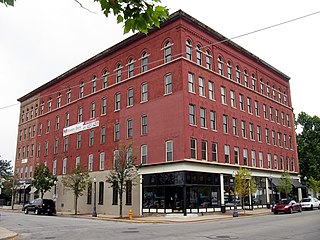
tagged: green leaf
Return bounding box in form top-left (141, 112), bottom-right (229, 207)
top-left (117, 14), bottom-right (123, 23)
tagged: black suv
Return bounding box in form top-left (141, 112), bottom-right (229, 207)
top-left (23, 198), bottom-right (56, 215)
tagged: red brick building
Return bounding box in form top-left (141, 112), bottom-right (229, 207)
top-left (14, 10), bottom-right (303, 215)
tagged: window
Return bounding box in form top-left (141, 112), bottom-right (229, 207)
top-left (227, 61), bottom-right (232, 79)
top-left (114, 123), bottom-right (120, 141)
top-left (278, 132), bottom-right (282, 147)
top-left (79, 82), bottom-right (84, 98)
top-left (230, 90), bottom-right (236, 108)
top-left (115, 93), bottom-right (121, 111)
top-left (267, 153), bottom-right (271, 168)
top-left (281, 112), bottom-right (285, 125)
top-left (244, 70), bottom-right (249, 87)
top-left (254, 101), bottom-right (259, 116)
top-left (188, 72), bottom-right (195, 93)
top-left (99, 152), bottom-right (105, 170)
top-left (186, 40), bottom-right (192, 60)
top-left (221, 86), bottom-right (226, 104)
top-left (78, 107), bottom-right (83, 122)
top-left (92, 76), bottom-right (97, 93)
top-left (53, 160), bottom-right (57, 176)
top-left (126, 181), bottom-right (132, 205)
top-left (200, 107), bottom-right (206, 128)
top-left (208, 81), bottom-right (214, 100)
top-left (88, 154), bottom-right (93, 171)
top-left (267, 84), bottom-right (270, 97)
top-left (189, 104), bottom-right (196, 125)
top-left (284, 94), bottom-right (288, 105)
top-left (127, 88), bottom-right (134, 107)
top-left (287, 114), bottom-right (291, 127)
top-left (196, 45), bottom-right (202, 65)
top-left (102, 70), bottom-right (108, 88)
top-left (276, 109), bottom-right (279, 123)
top-left (65, 112), bottom-right (70, 127)
top-left (55, 116), bottom-right (60, 130)
top-left (127, 119), bottom-right (133, 138)
top-left (101, 126), bottom-right (106, 144)
top-left (243, 149), bottom-right (248, 166)
top-left (91, 102), bottom-right (96, 119)
top-left (37, 143), bottom-right (41, 158)
top-left (260, 80), bottom-right (264, 94)
top-left (54, 139), bottom-right (58, 154)
top-left (257, 125), bottom-right (261, 142)
top-left (128, 58), bottom-right (134, 78)
top-left (289, 135), bottom-right (293, 149)
top-left (87, 183), bottom-right (92, 204)
top-left (251, 150), bottom-right (256, 167)
top-left (46, 120), bottom-right (50, 133)
top-left (232, 118), bottom-right (238, 136)
top-left (272, 87), bottom-right (276, 100)
top-left (218, 56), bottom-right (224, 75)
top-left (224, 145), bottom-right (230, 163)
top-left (198, 77), bottom-right (205, 97)
top-left (239, 94), bottom-right (244, 111)
top-left (236, 65), bottom-right (241, 83)
top-left (234, 147), bottom-right (239, 164)
top-left (241, 120), bottom-right (247, 138)
top-left (206, 50), bottom-right (212, 69)
top-left (99, 182), bottom-right (104, 205)
top-left (141, 83), bottom-right (148, 102)
top-left (274, 155), bottom-right (278, 169)
top-left (210, 111), bottom-right (216, 131)
top-left (113, 150), bottom-right (119, 167)
top-left (270, 107), bottom-right (274, 121)
top-left (141, 145), bottom-right (147, 164)
top-left (63, 158), bottom-right (67, 175)
top-left (249, 123), bottom-right (254, 140)
top-left (263, 104), bottom-right (267, 119)
top-left (64, 137), bottom-right (68, 152)
top-left (57, 93), bottom-right (61, 108)
top-left (165, 140), bottom-right (173, 161)
top-left (165, 74), bottom-right (172, 95)
top-left (116, 64), bottom-right (122, 83)
top-left (67, 89), bottom-right (71, 104)
top-left (247, 97), bottom-right (252, 113)
top-left (101, 98), bottom-right (107, 115)
top-left (76, 134), bottom-right (81, 149)
top-left (89, 130), bottom-right (94, 146)
top-left (223, 115), bottom-right (228, 134)
top-left (190, 138), bottom-right (197, 159)
top-left (201, 140), bottom-right (207, 160)
top-left (48, 98), bottom-right (52, 111)
top-left (212, 143), bottom-right (218, 161)
top-left (265, 128), bottom-right (270, 144)
top-left (251, 74), bottom-right (256, 90)
top-left (272, 130), bottom-right (276, 146)
top-left (141, 52), bottom-right (148, 72)
top-left (164, 41), bottom-right (172, 63)
top-left (141, 115), bottom-right (148, 135)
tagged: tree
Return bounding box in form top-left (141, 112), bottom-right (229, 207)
top-left (0, 0), bottom-right (14, 7)
top-left (296, 112), bottom-right (320, 181)
top-left (61, 165), bottom-right (91, 215)
top-left (278, 171), bottom-right (293, 198)
top-left (0, 158), bottom-right (12, 179)
top-left (32, 164), bottom-right (57, 198)
top-left (234, 167), bottom-right (256, 214)
top-left (106, 141), bottom-right (138, 218)
top-left (307, 176), bottom-right (320, 198)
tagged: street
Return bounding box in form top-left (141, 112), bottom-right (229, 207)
top-left (0, 210), bottom-right (319, 240)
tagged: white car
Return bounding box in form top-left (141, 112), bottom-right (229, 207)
top-left (300, 197), bottom-right (320, 210)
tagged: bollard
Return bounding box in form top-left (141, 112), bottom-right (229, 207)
top-left (129, 209), bottom-right (133, 220)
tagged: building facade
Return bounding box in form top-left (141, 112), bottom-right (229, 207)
top-left (14, 10), bottom-right (303, 216)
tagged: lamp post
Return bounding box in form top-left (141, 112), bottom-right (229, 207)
top-left (304, 176), bottom-right (308, 197)
top-left (92, 177), bottom-right (97, 217)
top-left (232, 171), bottom-right (238, 217)
top-left (270, 174), bottom-right (274, 212)
top-left (23, 182), bottom-right (26, 205)
top-left (53, 180), bottom-right (57, 201)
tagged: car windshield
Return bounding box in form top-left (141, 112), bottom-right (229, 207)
top-left (301, 198), bottom-right (311, 202)
top-left (278, 199), bottom-right (290, 205)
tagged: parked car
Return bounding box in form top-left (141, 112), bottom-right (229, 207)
top-left (273, 199), bottom-right (302, 214)
top-left (300, 197), bottom-right (320, 210)
top-left (22, 198), bottom-right (56, 215)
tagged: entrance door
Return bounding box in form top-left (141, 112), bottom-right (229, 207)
top-left (165, 186), bottom-right (183, 212)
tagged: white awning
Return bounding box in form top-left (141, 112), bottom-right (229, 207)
top-left (29, 187), bottom-right (38, 194)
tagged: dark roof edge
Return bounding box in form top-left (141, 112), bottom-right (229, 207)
top-left (18, 10), bottom-right (290, 102)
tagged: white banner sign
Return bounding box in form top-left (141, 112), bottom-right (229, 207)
top-left (63, 118), bottom-right (99, 136)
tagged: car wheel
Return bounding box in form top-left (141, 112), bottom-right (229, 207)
top-left (289, 208), bottom-right (293, 214)
top-left (310, 205), bottom-right (313, 210)
top-left (24, 208), bottom-right (28, 214)
top-left (274, 211), bottom-right (278, 214)
top-left (35, 208), bottom-right (39, 215)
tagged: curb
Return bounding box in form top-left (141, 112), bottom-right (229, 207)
top-left (0, 228), bottom-right (18, 240)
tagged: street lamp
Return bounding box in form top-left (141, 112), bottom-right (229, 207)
top-left (304, 176), bottom-right (308, 197)
top-left (23, 182), bottom-right (26, 205)
top-left (232, 171), bottom-right (238, 217)
top-left (92, 177), bottom-right (97, 217)
top-left (270, 174), bottom-right (274, 212)
top-left (53, 180), bottom-right (57, 201)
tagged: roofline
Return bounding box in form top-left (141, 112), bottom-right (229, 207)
top-left (18, 10), bottom-right (290, 102)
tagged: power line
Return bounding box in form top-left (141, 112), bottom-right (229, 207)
top-left (1, 9), bottom-right (319, 111)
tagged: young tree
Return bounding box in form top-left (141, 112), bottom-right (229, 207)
top-left (307, 176), bottom-right (320, 198)
top-left (61, 165), bottom-right (91, 215)
top-left (234, 167), bottom-right (256, 214)
top-left (0, 0), bottom-right (14, 7)
top-left (278, 171), bottom-right (293, 198)
top-left (0, 158), bottom-right (12, 179)
top-left (106, 141), bottom-right (138, 218)
top-left (32, 164), bottom-right (57, 198)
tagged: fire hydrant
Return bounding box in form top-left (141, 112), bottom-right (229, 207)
top-left (129, 209), bottom-right (133, 220)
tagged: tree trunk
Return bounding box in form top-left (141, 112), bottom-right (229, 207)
top-left (74, 196), bottom-right (78, 215)
top-left (119, 189), bottom-right (123, 218)
top-left (41, 190), bottom-right (44, 198)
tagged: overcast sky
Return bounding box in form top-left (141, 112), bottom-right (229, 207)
top-left (1, 0), bottom-right (320, 164)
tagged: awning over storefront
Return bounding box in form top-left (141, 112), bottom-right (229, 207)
top-left (17, 184), bottom-right (31, 189)
top-left (291, 179), bottom-right (306, 188)
top-left (271, 178), bottom-right (281, 187)
top-left (29, 187), bottom-right (38, 194)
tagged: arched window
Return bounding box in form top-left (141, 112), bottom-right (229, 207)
top-left (128, 58), bottom-right (134, 78)
top-left (116, 64), bottom-right (122, 83)
top-left (218, 56), bottom-right (224, 75)
top-left (79, 81), bottom-right (84, 98)
top-left (244, 70), bottom-right (249, 87)
top-left (260, 79), bottom-right (264, 94)
top-left (141, 52), bottom-right (148, 72)
top-left (236, 65), bottom-right (241, 83)
top-left (251, 74), bottom-right (256, 90)
top-left (227, 61), bottom-right (232, 79)
top-left (196, 45), bottom-right (202, 65)
top-left (102, 70), bottom-right (108, 88)
top-left (206, 50), bottom-right (212, 69)
top-left (186, 40), bottom-right (192, 60)
top-left (92, 75), bottom-right (97, 93)
top-left (164, 41), bottom-right (171, 63)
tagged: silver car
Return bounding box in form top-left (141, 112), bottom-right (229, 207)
top-left (300, 197), bottom-right (320, 210)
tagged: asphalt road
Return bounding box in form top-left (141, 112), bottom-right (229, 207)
top-left (0, 210), bottom-right (319, 240)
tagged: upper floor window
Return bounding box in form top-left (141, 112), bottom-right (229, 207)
top-left (114, 123), bottom-right (120, 141)
top-left (244, 70), bottom-right (249, 87)
top-left (48, 98), bottom-right (52, 112)
top-left (223, 115), bottom-right (228, 134)
top-left (57, 93), bottom-right (61, 108)
top-left (141, 83), bottom-right (148, 102)
top-left (92, 75), bottom-right (97, 93)
top-left (116, 64), bottom-right (122, 83)
top-left (141, 115), bottom-right (148, 135)
top-left (206, 50), bottom-right (212, 69)
top-left (236, 65), bottom-right (241, 83)
top-left (200, 107), bottom-right (207, 128)
top-left (127, 88), bottom-right (134, 107)
top-left (227, 61), bottom-right (232, 79)
top-left (65, 112), bottom-right (70, 127)
top-left (102, 70), bottom-right (108, 88)
top-left (186, 40), bottom-right (192, 60)
top-left (196, 45), bottom-right (202, 65)
top-left (78, 107), bottom-right (83, 122)
top-left (164, 41), bottom-right (172, 63)
top-left (221, 86), bottom-right (226, 105)
top-left (101, 98), bottom-right (107, 115)
top-left (115, 93), bottom-right (121, 111)
top-left (165, 140), bottom-right (173, 161)
top-left (128, 58), bottom-right (134, 78)
top-left (198, 77), bottom-right (205, 97)
top-left (91, 102), bottom-right (96, 119)
top-left (208, 81), bottom-right (214, 100)
top-left (189, 104), bottom-right (196, 125)
top-left (190, 138), bottom-right (197, 159)
top-left (141, 52), bottom-right (148, 72)
top-left (141, 145), bottom-right (148, 164)
top-left (260, 79), bottom-right (264, 94)
top-left (67, 89), bottom-right (71, 104)
top-left (79, 82), bottom-right (84, 98)
top-left (251, 74), bottom-right (256, 90)
top-left (188, 72), bottom-right (195, 93)
top-left (165, 74), bottom-right (172, 95)
top-left (218, 56), bottom-right (224, 75)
